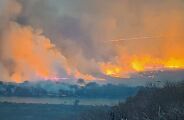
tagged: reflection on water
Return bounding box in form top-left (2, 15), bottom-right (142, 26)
top-left (0, 97), bottom-right (124, 106)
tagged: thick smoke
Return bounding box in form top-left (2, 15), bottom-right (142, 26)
top-left (0, 0), bottom-right (22, 81)
top-left (0, 0), bottom-right (184, 83)
top-left (0, 0), bottom-right (70, 82)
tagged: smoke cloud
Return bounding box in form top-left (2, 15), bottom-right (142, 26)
top-left (0, 0), bottom-right (184, 83)
top-left (0, 0), bottom-right (70, 82)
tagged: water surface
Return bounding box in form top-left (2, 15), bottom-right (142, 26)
top-left (0, 96), bottom-right (124, 106)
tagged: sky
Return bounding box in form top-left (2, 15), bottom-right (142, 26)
top-left (0, 0), bottom-right (184, 84)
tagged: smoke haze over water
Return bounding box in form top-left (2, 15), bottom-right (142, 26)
top-left (0, 0), bottom-right (184, 83)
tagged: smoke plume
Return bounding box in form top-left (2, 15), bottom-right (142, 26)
top-left (0, 0), bottom-right (184, 83)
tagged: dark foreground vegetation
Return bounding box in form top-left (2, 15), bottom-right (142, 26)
top-left (0, 81), bottom-right (183, 120)
top-left (86, 81), bottom-right (184, 120)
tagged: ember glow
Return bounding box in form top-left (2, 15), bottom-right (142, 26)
top-left (100, 56), bottom-right (184, 78)
top-left (0, 0), bottom-right (184, 83)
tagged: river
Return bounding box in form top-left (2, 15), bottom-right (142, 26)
top-left (0, 96), bottom-right (124, 106)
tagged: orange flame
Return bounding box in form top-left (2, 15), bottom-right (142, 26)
top-left (100, 56), bottom-right (184, 78)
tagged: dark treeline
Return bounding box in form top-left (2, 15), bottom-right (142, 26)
top-left (0, 81), bottom-right (47, 97)
top-left (72, 82), bottom-right (139, 98)
top-left (81, 81), bottom-right (184, 120)
top-left (0, 81), bottom-right (139, 99)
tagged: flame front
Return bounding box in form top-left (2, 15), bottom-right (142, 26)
top-left (100, 56), bottom-right (184, 78)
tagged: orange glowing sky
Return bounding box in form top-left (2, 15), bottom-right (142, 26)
top-left (0, 0), bottom-right (184, 82)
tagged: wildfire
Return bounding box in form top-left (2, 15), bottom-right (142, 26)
top-left (164, 59), bottom-right (184, 69)
top-left (100, 56), bottom-right (184, 78)
top-left (1, 0), bottom-right (184, 83)
top-left (100, 63), bottom-right (123, 77)
top-left (74, 71), bottom-right (96, 81)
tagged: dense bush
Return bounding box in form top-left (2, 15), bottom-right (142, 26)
top-left (110, 82), bottom-right (184, 120)
top-left (81, 81), bottom-right (184, 120)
